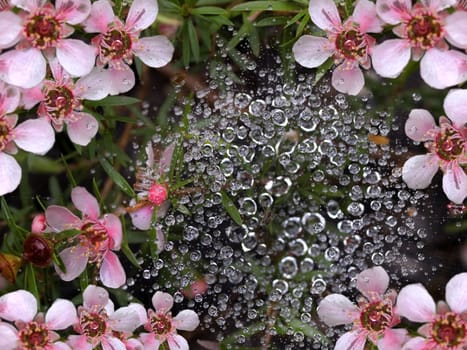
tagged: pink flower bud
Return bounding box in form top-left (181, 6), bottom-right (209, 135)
top-left (148, 183), bottom-right (168, 206)
top-left (31, 214), bottom-right (46, 234)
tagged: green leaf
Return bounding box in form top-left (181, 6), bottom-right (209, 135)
top-left (27, 154), bottom-right (64, 174)
top-left (246, 22), bottom-right (260, 56)
top-left (313, 57), bottom-right (334, 85)
top-left (52, 252), bottom-right (66, 273)
top-left (221, 191), bottom-right (243, 226)
top-left (182, 23), bottom-right (191, 67)
top-left (295, 12), bottom-right (309, 37)
top-left (25, 264), bottom-right (40, 305)
top-left (177, 204), bottom-right (192, 216)
top-left (121, 242), bottom-right (141, 269)
top-left (231, 1), bottom-right (301, 12)
top-left (114, 0), bottom-right (122, 16)
top-left (86, 96), bottom-right (141, 107)
top-left (284, 318), bottom-right (329, 344)
top-left (187, 18), bottom-right (200, 62)
top-left (192, 6), bottom-right (228, 15)
top-left (0, 197), bottom-right (17, 232)
top-left (256, 16), bottom-right (289, 26)
top-left (196, 0), bottom-right (232, 5)
top-left (99, 158), bottom-right (136, 197)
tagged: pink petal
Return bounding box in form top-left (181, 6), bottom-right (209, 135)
top-left (127, 303), bottom-right (148, 325)
top-left (442, 163), bottom-right (467, 204)
top-left (102, 336), bottom-right (126, 350)
top-left (102, 214), bottom-right (122, 250)
top-left (75, 68), bottom-right (110, 100)
top-left (159, 143), bottom-right (175, 174)
top-left (57, 0), bottom-right (91, 25)
top-left (0, 12), bottom-right (22, 49)
top-left (0, 290), bottom-right (37, 322)
top-left (152, 291), bottom-right (174, 313)
top-left (173, 310), bottom-right (200, 331)
top-left (356, 266), bottom-right (389, 300)
top-left (0, 152), bottom-right (21, 196)
top-left (317, 294), bottom-right (359, 326)
top-left (404, 109), bottom-right (437, 142)
top-left (139, 333), bottom-right (160, 350)
top-left (126, 0), bottom-right (158, 31)
top-left (129, 204), bottom-right (154, 230)
top-left (402, 154), bottom-right (439, 189)
top-left (335, 331), bottom-right (366, 350)
top-left (443, 89), bottom-right (467, 129)
top-left (371, 39), bottom-right (411, 78)
top-left (51, 342), bottom-right (72, 350)
top-left (126, 339), bottom-right (143, 350)
top-left (13, 118), bottom-right (55, 154)
top-left (309, 0), bottom-right (341, 31)
top-left (71, 186), bottom-right (100, 220)
top-left (133, 36), bottom-right (174, 68)
top-left (396, 284), bottom-right (435, 323)
top-left (352, 0), bottom-right (383, 33)
top-left (55, 245), bottom-right (88, 281)
top-left (420, 49), bottom-right (467, 89)
top-left (20, 85), bottom-right (44, 110)
top-left (83, 0), bottom-right (113, 33)
top-left (445, 12), bottom-right (467, 49)
top-left (0, 48), bottom-right (46, 88)
top-left (0, 323), bottom-right (18, 350)
top-left (445, 272), bottom-right (467, 314)
top-left (401, 337), bottom-right (427, 350)
top-left (10, 0), bottom-right (39, 12)
top-left (292, 35), bottom-right (333, 69)
top-left (378, 328), bottom-right (408, 350)
top-left (106, 66), bottom-right (135, 95)
top-left (109, 306), bottom-right (141, 332)
top-left (56, 39), bottom-right (96, 77)
top-left (429, 0), bottom-right (457, 11)
top-left (100, 251), bottom-right (126, 288)
top-left (331, 64), bottom-right (364, 96)
top-left (46, 299), bottom-right (78, 330)
top-left (45, 205), bottom-right (81, 231)
top-left (67, 111), bottom-right (99, 146)
top-left (83, 285), bottom-right (109, 309)
top-left (67, 335), bottom-right (92, 350)
top-left (375, 0), bottom-right (410, 24)
top-left (0, 83), bottom-right (20, 114)
top-left (168, 334), bottom-right (189, 350)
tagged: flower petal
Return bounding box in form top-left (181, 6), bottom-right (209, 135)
top-left (443, 89), bottom-right (467, 129)
top-left (140, 333), bottom-right (160, 350)
top-left (67, 335), bottom-right (92, 350)
top-left (126, 0), bottom-right (158, 31)
top-left (445, 272), bottom-right (467, 314)
top-left (402, 154), bottom-right (439, 190)
top-left (71, 186), bottom-right (100, 220)
top-left (404, 109), bottom-right (437, 142)
top-left (57, 0), bottom-right (91, 25)
top-left (46, 299), bottom-right (78, 330)
top-left (396, 283), bottom-right (436, 323)
top-left (83, 0), bottom-right (113, 33)
top-left (13, 118), bottom-right (55, 154)
top-left (442, 163), bottom-right (467, 204)
top-left (371, 39), bottom-right (411, 78)
top-left (445, 11), bottom-right (467, 49)
top-left (109, 306), bottom-right (141, 332)
top-left (102, 214), bottom-right (122, 250)
top-left (160, 143), bottom-right (176, 174)
top-left (102, 337), bottom-right (126, 350)
top-left (0, 83), bottom-right (20, 114)
top-left (129, 204), bottom-right (154, 230)
top-left (352, 0), bottom-right (383, 33)
top-left (173, 310), bottom-right (200, 331)
top-left (0, 48), bottom-right (46, 88)
top-left (75, 68), bottom-right (110, 100)
top-left (52, 342), bottom-right (72, 350)
top-left (105, 66), bottom-right (135, 95)
top-left (378, 328), bottom-right (408, 350)
top-left (0, 323), bottom-right (18, 350)
top-left (292, 35), bottom-right (333, 69)
top-left (100, 251), bottom-right (126, 288)
top-left (420, 49), bottom-right (467, 89)
top-left (67, 112), bottom-right (98, 146)
top-left (0, 12), bottom-right (22, 49)
top-left (375, 0), bottom-right (411, 24)
top-left (133, 36), bottom-right (174, 68)
top-left (401, 337), bottom-right (427, 350)
top-left (168, 334), bottom-right (189, 350)
top-left (152, 291), bottom-right (173, 313)
top-left (331, 64), bottom-right (364, 96)
top-left (127, 303), bottom-right (148, 325)
top-left (45, 205), bottom-right (81, 231)
top-left (309, 0), bottom-right (341, 31)
top-left (0, 152), bottom-right (21, 196)
top-left (0, 290), bottom-right (37, 322)
top-left (55, 245), bottom-right (88, 281)
top-left (317, 294), bottom-right (359, 326)
top-left (57, 39), bottom-right (96, 77)
top-left (83, 285), bottom-right (109, 309)
top-left (335, 331), bottom-right (366, 350)
top-left (356, 266), bottom-right (389, 300)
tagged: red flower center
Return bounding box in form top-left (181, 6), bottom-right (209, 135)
top-left (406, 11), bottom-right (443, 49)
top-left (335, 28), bottom-right (368, 61)
top-left (100, 27), bottom-right (133, 62)
top-left (360, 300), bottom-right (392, 332)
top-left (80, 222), bottom-right (109, 260)
top-left (80, 309), bottom-right (108, 339)
top-left (149, 311), bottom-right (172, 336)
top-left (24, 10), bottom-right (62, 49)
top-left (433, 126), bottom-right (465, 162)
top-left (44, 85), bottom-right (75, 123)
top-left (18, 322), bottom-right (50, 350)
top-left (0, 118), bottom-right (11, 152)
top-left (431, 312), bottom-right (466, 347)
top-left (148, 183), bottom-right (168, 206)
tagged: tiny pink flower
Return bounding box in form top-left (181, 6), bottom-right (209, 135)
top-left (397, 272), bottom-right (467, 350)
top-left (31, 214), bottom-right (47, 234)
top-left (317, 266), bottom-right (408, 350)
top-left (373, 0), bottom-right (467, 88)
top-left (139, 291), bottom-right (200, 350)
top-left (0, 81), bottom-right (55, 196)
top-left (0, 289), bottom-right (77, 350)
top-left (45, 186), bottom-right (126, 288)
top-left (293, 0), bottom-right (383, 95)
top-left (68, 285), bottom-right (144, 350)
top-left (402, 89), bottom-right (467, 204)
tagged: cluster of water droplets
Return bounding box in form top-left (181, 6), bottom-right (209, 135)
top-left (127, 55), bottom-right (430, 348)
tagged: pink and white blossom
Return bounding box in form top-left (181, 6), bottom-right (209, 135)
top-left (45, 186), bottom-right (126, 288)
top-left (317, 266), bottom-right (408, 350)
top-left (402, 89), bottom-right (467, 204)
top-left (0, 289), bottom-right (77, 350)
top-left (83, 0), bottom-right (174, 95)
top-left (293, 0), bottom-right (383, 95)
top-left (372, 0), bottom-right (467, 88)
top-left (397, 272), bottom-right (467, 350)
top-left (0, 81), bottom-right (55, 196)
top-left (139, 291), bottom-right (200, 350)
top-left (0, 0), bottom-right (96, 88)
top-left (68, 284), bottom-right (144, 350)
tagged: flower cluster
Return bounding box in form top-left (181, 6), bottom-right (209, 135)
top-left (0, 285), bottom-right (199, 350)
top-left (293, 0), bottom-right (467, 95)
top-left (317, 266), bottom-right (467, 350)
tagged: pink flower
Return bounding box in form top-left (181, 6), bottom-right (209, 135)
top-left (293, 0), bottom-right (383, 95)
top-left (0, 289), bottom-right (77, 350)
top-left (83, 0), bottom-right (174, 95)
top-left (0, 81), bottom-right (55, 196)
top-left (31, 214), bottom-right (47, 234)
top-left (68, 285), bottom-right (144, 350)
top-left (402, 89), bottom-right (467, 204)
top-left (317, 266), bottom-right (408, 350)
top-left (45, 186), bottom-right (126, 288)
top-left (397, 273), bottom-right (467, 350)
top-left (372, 0), bottom-right (467, 89)
top-left (0, 0), bottom-right (96, 88)
top-left (139, 291), bottom-right (200, 350)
